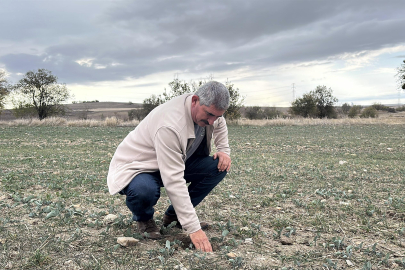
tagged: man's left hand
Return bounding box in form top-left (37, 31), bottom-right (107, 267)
top-left (213, 152), bottom-right (231, 172)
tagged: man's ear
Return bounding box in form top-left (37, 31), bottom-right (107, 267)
top-left (191, 95), bottom-right (199, 104)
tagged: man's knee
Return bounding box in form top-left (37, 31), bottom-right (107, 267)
top-left (124, 177), bottom-right (159, 202)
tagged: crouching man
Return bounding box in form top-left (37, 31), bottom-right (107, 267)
top-left (107, 81), bottom-right (231, 252)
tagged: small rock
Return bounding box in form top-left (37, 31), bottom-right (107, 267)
top-left (229, 195), bottom-right (235, 198)
top-left (280, 238), bottom-right (293, 245)
top-left (346, 259), bottom-right (354, 266)
top-left (347, 190), bottom-right (352, 193)
top-left (64, 260), bottom-right (80, 269)
top-left (117, 237), bottom-right (139, 247)
top-left (387, 148), bottom-right (393, 151)
top-left (321, 199), bottom-right (327, 203)
top-left (244, 238), bottom-right (253, 244)
top-left (339, 160), bottom-right (347, 165)
top-left (240, 226), bottom-right (250, 231)
top-left (174, 263), bottom-right (188, 270)
top-left (104, 214), bottom-right (118, 223)
top-left (226, 252), bottom-right (237, 258)
top-left (4, 262), bottom-right (13, 269)
top-left (340, 201), bottom-right (351, 206)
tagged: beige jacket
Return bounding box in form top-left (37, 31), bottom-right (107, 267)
top-left (107, 94), bottom-right (230, 233)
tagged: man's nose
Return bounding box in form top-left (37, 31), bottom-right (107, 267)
top-left (208, 116), bottom-right (216, 125)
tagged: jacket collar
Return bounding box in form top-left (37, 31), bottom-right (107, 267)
top-left (184, 94), bottom-right (196, 139)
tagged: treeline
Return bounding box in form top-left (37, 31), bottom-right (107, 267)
top-left (1, 68), bottom-right (405, 121)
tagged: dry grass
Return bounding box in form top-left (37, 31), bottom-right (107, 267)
top-left (229, 117), bottom-right (405, 126)
top-left (1, 116), bottom-right (405, 127)
top-left (0, 117), bottom-right (140, 127)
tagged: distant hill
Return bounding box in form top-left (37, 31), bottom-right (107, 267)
top-left (0, 102), bottom-right (143, 121)
top-left (65, 102), bottom-right (143, 120)
top-left (1, 102), bottom-right (404, 121)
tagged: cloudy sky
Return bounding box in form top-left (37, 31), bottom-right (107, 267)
top-left (1, 0), bottom-right (405, 106)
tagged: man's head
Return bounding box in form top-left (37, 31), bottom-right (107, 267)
top-left (191, 81), bottom-right (230, 127)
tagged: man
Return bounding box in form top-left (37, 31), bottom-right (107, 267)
top-left (107, 81), bottom-right (231, 252)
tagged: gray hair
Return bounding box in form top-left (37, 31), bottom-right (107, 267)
top-left (195, 81), bottom-right (230, 110)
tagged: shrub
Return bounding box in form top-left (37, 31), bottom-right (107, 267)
top-left (263, 107), bottom-right (283, 119)
top-left (360, 107), bottom-right (378, 118)
top-left (245, 106), bottom-right (264, 119)
top-left (128, 109), bottom-right (146, 121)
top-left (371, 103), bottom-right (390, 111)
top-left (396, 105), bottom-right (405, 112)
top-left (348, 105), bottom-right (362, 118)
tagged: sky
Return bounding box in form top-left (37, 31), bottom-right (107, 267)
top-left (1, 0), bottom-right (405, 107)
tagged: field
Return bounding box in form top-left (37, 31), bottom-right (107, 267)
top-left (0, 123), bottom-right (404, 269)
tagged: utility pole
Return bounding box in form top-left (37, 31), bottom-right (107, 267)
top-left (292, 83), bottom-right (295, 101)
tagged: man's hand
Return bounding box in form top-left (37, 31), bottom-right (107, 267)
top-left (213, 152), bottom-right (231, 172)
top-left (189, 229), bottom-right (212, 252)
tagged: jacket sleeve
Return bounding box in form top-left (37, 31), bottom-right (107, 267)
top-left (154, 126), bottom-right (201, 234)
top-left (213, 117), bottom-right (231, 156)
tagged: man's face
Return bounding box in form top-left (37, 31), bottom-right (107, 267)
top-left (191, 95), bottom-right (226, 127)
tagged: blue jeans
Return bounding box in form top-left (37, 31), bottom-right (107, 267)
top-left (119, 154), bottom-right (227, 221)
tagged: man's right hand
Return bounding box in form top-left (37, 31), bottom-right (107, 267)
top-left (189, 229), bottom-right (212, 252)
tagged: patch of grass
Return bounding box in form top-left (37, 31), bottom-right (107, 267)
top-left (1, 124), bottom-right (405, 268)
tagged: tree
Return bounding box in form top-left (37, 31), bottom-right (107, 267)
top-left (12, 69), bottom-right (71, 120)
top-left (290, 85), bottom-right (338, 118)
top-left (290, 93), bottom-right (318, 118)
top-left (396, 60), bottom-right (405, 90)
top-left (341, 103), bottom-right (351, 114)
top-left (142, 78), bottom-right (244, 120)
top-left (311, 85), bottom-right (338, 118)
top-left (224, 80), bottom-right (244, 120)
top-left (0, 70), bottom-right (10, 113)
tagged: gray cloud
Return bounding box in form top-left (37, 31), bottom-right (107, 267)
top-left (1, 0), bottom-right (405, 85)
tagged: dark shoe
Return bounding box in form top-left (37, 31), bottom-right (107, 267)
top-left (162, 214), bottom-right (210, 230)
top-left (137, 219), bottom-right (162, 239)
